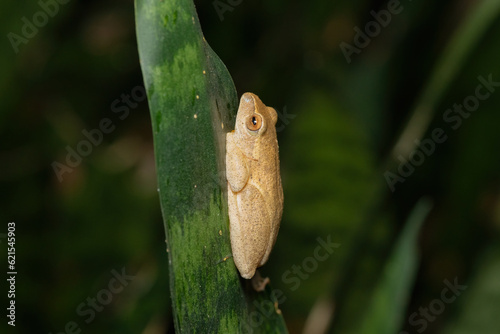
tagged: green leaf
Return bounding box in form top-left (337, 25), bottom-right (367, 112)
top-left (356, 199), bottom-right (432, 334)
top-left (135, 0), bottom-right (288, 332)
top-left (441, 244), bottom-right (500, 334)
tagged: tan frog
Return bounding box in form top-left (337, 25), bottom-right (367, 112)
top-left (226, 93), bottom-right (284, 279)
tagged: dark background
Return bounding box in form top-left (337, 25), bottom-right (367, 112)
top-left (1, 0), bottom-right (500, 333)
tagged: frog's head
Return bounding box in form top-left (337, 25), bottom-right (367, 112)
top-left (235, 92), bottom-right (278, 140)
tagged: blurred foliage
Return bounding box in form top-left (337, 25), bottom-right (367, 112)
top-left (1, 0), bottom-right (500, 333)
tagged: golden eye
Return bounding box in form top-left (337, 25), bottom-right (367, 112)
top-left (246, 114), bottom-right (262, 131)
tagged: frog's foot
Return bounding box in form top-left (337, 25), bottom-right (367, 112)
top-left (251, 270), bottom-right (270, 292)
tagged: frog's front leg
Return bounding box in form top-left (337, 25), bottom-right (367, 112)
top-left (226, 131), bottom-right (250, 192)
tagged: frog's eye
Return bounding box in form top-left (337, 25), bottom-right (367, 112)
top-left (246, 114), bottom-right (262, 132)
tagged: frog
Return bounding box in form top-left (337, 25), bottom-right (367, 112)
top-left (226, 92), bottom-right (284, 279)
